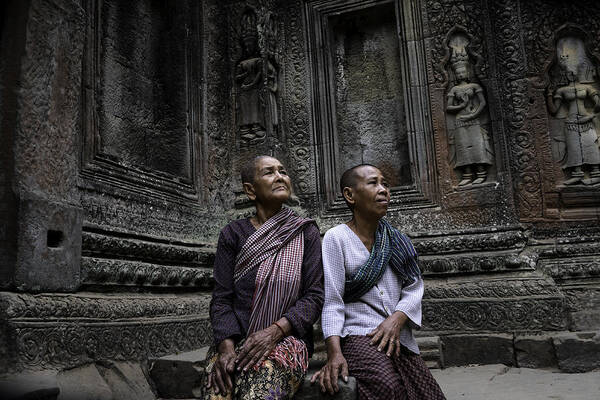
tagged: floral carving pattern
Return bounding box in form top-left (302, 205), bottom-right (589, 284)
top-left (413, 230), bottom-right (526, 255)
top-left (423, 299), bottom-right (566, 332)
top-left (491, 0), bottom-right (543, 219)
top-left (281, 1), bottom-right (314, 196)
top-left (10, 319), bottom-right (210, 371)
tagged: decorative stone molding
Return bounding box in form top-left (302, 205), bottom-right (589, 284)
top-left (540, 257), bottom-right (600, 281)
top-left (0, 292), bottom-right (212, 372)
top-left (420, 253), bottom-right (535, 275)
top-left (424, 277), bottom-right (557, 299)
top-left (412, 229), bottom-right (527, 255)
top-left (81, 258), bottom-right (213, 289)
top-left (0, 292), bottom-right (210, 320)
top-left (281, 0), bottom-right (314, 197)
top-left (82, 229), bottom-right (215, 267)
top-left (538, 241), bottom-right (600, 258)
top-left (9, 319), bottom-right (211, 372)
top-left (423, 297), bottom-right (566, 333)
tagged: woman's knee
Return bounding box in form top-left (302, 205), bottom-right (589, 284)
top-left (359, 373), bottom-right (405, 400)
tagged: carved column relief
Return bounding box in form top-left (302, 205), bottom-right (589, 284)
top-left (424, 0), bottom-right (489, 85)
top-left (423, 0), bottom-right (511, 218)
top-left (280, 0), bottom-right (314, 197)
top-left (230, 3), bottom-right (287, 209)
top-left (490, 0), bottom-right (543, 220)
top-left (518, 0), bottom-right (600, 219)
top-left (204, 0), bottom-right (235, 208)
top-left (546, 29), bottom-right (600, 186)
top-left (444, 29), bottom-right (495, 186)
top-left (236, 9), bottom-right (278, 148)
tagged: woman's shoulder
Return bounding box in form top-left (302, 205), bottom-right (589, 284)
top-left (219, 218), bottom-right (253, 241)
top-left (301, 220), bottom-right (321, 238)
top-left (323, 223), bottom-right (349, 241)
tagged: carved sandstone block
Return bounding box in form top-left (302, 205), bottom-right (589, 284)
top-left (514, 334), bottom-right (557, 369)
top-left (14, 199), bottom-right (82, 292)
top-left (554, 331), bottom-right (600, 373)
top-left (441, 333), bottom-right (514, 367)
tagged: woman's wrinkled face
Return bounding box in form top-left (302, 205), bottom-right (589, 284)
top-left (346, 166), bottom-right (390, 219)
top-left (245, 157), bottom-right (292, 205)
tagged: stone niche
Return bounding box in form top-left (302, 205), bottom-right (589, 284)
top-left (81, 0), bottom-right (201, 200)
top-left (329, 3), bottom-right (411, 187)
top-left (305, 0), bottom-right (438, 214)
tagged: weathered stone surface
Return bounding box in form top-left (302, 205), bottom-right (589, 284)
top-left (96, 362), bottom-right (155, 400)
top-left (295, 370), bottom-right (357, 400)
top-left (554, 331), bottom-right (600, 373)
top-left (514, 334), bottom-right (557, 369)
top-left (149, 347), bottom-right (209, 399)
top-left (1, 291), bottom-right (212, 371)
top-left (57, 364), bottom-right (112, 400)
top-left (416, 336), bottom-right (443, 369)
top-left (0, 371), bottom-right (60, 400)
top-left (442, 334), bottom-right (514, 367)
top-left (13, 199), bottom-right (82, 292)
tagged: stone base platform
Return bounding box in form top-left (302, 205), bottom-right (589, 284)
top-left (2, 330), bottom-right (597, 399)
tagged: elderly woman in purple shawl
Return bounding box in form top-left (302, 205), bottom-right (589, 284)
top-left (204, 156), bottom-right (324, 400)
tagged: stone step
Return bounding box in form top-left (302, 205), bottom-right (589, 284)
top-left (1, 362), bottom-right (156, 400)
top-left (416, 336), bottom-right (443, 369)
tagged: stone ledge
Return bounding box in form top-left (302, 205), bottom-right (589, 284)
top-left (442, 333), bottom-right (515, 367)
top-left (295, 368), bottom-right (357, 400)
top-left (0, 370), bottom-right (60, 400)
top-left (0, 292), bottom-right (211, 320)
top-left (439, 331), bottom-right (600, 372)
top-left (149, 347), bottom-right (209, 399)
top-left (514, 334), bottom-right (557, 368)
top-left (0, 361), bottom-right (155, 400)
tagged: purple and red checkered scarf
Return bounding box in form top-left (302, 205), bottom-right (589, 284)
top-left (234, 207), bottom-right (314, 371)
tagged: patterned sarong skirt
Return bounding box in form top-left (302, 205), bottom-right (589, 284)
top-left (341, 335), bottom-right (446, 400)
top-left (201, 339), bottom-right (306, 400)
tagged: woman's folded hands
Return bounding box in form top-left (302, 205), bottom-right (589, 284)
top-left (235, 324), bottom-right (284, 372)
top-left (207, 338), bottom-right (236, 395)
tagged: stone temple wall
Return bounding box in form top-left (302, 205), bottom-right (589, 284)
top-left (0, 0), bottom-right (599, 380)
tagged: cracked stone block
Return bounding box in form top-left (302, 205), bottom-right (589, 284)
top-left (295, 369), bottom-right (357, 400)
top-left (553, 331), bottom-right (600, 372)
top-left (57, 364), bottom-right (112, 400)
top-left (96, 361), bottom-right (156, 400)
top-left (514, 334), bottom-right (557, 368)
top-left (149, 347), bottom-right (209, 398)
top-left (442, 334), bottom-right (514, 367)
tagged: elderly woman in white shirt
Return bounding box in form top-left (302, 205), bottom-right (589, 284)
top-left (312, 164), bottom-right (446, 400)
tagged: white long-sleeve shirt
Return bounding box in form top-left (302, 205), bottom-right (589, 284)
top-left (321, 223), bottom-right (423, 354)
